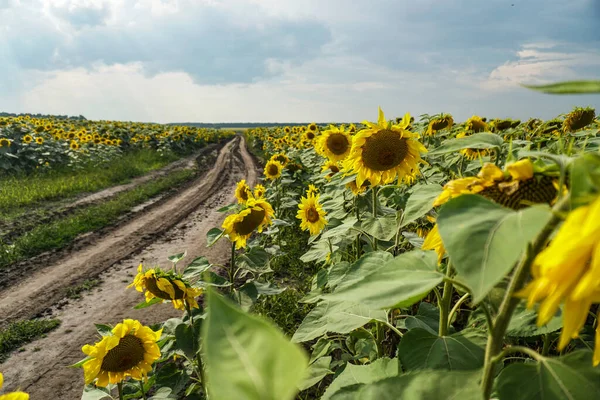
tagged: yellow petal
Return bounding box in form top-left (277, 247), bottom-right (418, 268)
top-left (478, 163), bottom-right (504, 182)
top-left (377, 107), bottom-right (386, 127)
top-left (506, 159), bottom-right (534, 181)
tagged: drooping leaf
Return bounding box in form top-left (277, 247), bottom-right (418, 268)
top-left (292, 300), bottom-right (387, 343)
top-left (322, 358), bottom-right (398, 400)
top-left (328, 369), bottom-right (482, 400)
top-left (437, 195), bottom-right (552, 304)
top-left (398, 328), bottom-right (486, 371)
top-left (175, 323), bottom-right (196, 358)
top-left (361, 214), bottom-right (398, 241)
top-left (237, 246), bottom-right (271, 272)
top-left (522, 80), bottom-right (600, 94)
top-left (134, 297), bottom-right (165, 309)
top-left (167, 252), bottom-right (186, 264)
top-left (206, 227), bottom-right (224, 247)
top-left (496, 351), bottom-right (600, 400)
top-left (329, 251), bottom-right (393, 291)
top-left (298, 356), bottom-right (333, 391)
top-left (428, 133), bottom-right (504, 156)
top-left (401, 184), bottom-right (443, 228)
top-left (324, 250), bottom-right (442, 309)
top-left (203, 290), bottom-right (308, 400)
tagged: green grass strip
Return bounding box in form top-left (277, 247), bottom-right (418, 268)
top-left (0, 319), bottom-right (61, 363)
top-left (0, 149), bottom-right (182, 214)
top-left (0, 169), bottom-right (195, 269)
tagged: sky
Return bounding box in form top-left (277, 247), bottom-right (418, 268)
top-left (1, 0), bottom-right (599, 123)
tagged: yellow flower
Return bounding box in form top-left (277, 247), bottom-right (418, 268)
top-left (346, 179), bottom-right (368, 195)
top-left (271, 153), bottom-right (289, 166)
top-left (253, 184), bottom-right (266, 198)
top-left (426, 114), bottom-right (454, 136)
top-left (317, 125), bottom-right (352, 162)
top-left (264, 160), bottom-right (283, 180)
top-left (80, 319), bottom-right (162, 387)
top-left (0, 372), bottom-right (29, 400)
top-left (35, 137), bottom-right (44, 145)
top-left (422, 223), bottom-right (445, 265)
top-left (506, 159), bottom-right (534, 181)
top-left (465, 115), bottom-right (489, 132)
top-left (563, 107), bottom-right (595, 132)
top-left (0, 138), bottom-right (10, 148)
top-left (70, 141), bottom-right (80, 150)
top-left (297, 193), bottom-right (327, 236)
top-left (321, 160), bottom-right (341, 179)
top-left (222, 197), bottom-right (274, 248)
top-left (307, 184), bottom-right (319, 197)
top-left (127, 265), bottom-right (202, 310)
top-left (234, 179), bottom-right (252, 204)
top-left (22, 135), bottom-right (33, 144)
top-left (343, 108), bottom-right (427, 187)
top-left (433, 176), bottom-right (489, 207)
top-left (516, 196), bottom-right (600, 365)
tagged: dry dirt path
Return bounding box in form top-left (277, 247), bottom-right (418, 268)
top-left (0, 136), bottom-right (258, 399)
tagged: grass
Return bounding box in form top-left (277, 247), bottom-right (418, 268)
top-left (0, 319), bottom-right (61, 363)
top-left (66, 279), bottom-right (101, 299)
top-left (0, 169), bottom-right (195, 269)
top-left (0, 149), bottom-right (182, 216)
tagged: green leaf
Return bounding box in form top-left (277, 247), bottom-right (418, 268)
top-left (324, 250), bottom-right (442, 309)
top-left (217, 203), bottom-right (238, 213)
top-left (292, 300), bottom-right (387, 343)
top-left (301, 240), bottom-right (338, 263)
top-left (175, 323), bottom-right (196, 358)
top-left (496, 351), bottom-right (600, 400)
top-left (237, 246), bottom-right (270, 272)
top-left (70, 356), bottom-right (92, 368)
top-left (81, 385), bottom-right (112, 400)
top-left (328, 370), bottom-right (482, 400)
top-left (322, 358), bottom-right (399, 400)
top-left (298, 356), bottom-right (333, 391)
top-left (360, 214), bottom-right (398, 241)
top-left (183, 256), bottom-right (211, 280)
top-left (321, 217), bottom-right (359, 241)
top-left (507, 304), bottom-right (563, 337)
top-left (203, 289), bottom-right (308, 400)
top-left (400, 184), bottom-right (443, 227)
top-left (329, 251), bottom-right (393, 291)
top-left (437, 195), bottom-right (552, 304)
top-left (167, 252), bottom-right (186, 264)
top-left (398, 328), bottom-right (486, 371)
top-left (95, 323), bottom-right (113, 336)
top-left (428, 133), bottom-right (504, 156)
top-left (522, 80), bottom-right (600, 94)
top-left (206, 227), bottom-right (224, 247)
top-left (402, 302), bottom-right (439, 335)
top-left (134, 297), bottom-right (163, 309)
top-left (570, 153), bottom-right (600, 209)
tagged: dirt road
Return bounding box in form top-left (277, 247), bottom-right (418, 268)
top-left (0, 136), bottom-right (258, 398)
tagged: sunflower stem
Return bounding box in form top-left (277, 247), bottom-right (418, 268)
top-left (438, 263), bottom-right (454, 337)
top-left (139, 380), bottom-right (147, 400)
top-left (448, 292), bottom-right (470, 327)
top-left (117, 382), bottom-right (124, 400)
top-left (480, 195), bottom-right (570, 399)
top-left (354, 197), bottom-right (362, 260)
top-left (186, 301), bottom-right (206, 394)
top-left (371, 186), bottom-right (378, 250)
top-left (229, 242), bottom-right (236, 292)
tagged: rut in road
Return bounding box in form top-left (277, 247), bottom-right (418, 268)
top-left (0, 136), bottom-right (258, 398)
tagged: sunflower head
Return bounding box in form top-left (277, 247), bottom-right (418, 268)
top-left (264, 160), bottom-right (283, 180)
top-left (271, 153), bottom-right (289, 166)
top-left (346, 178), bottom-right (369, 195)
top-left (222, 197), bottom-right (274, 248)
top-left (70, 141), bottom-right (80, 150)
top-left (317, 126), bottom-right (352, 162)
top-left (127, 264), bottom-right (202, 310)
top-left (296, 193), bottom-right (327, 236)
top-left (321, 160), bottom-right (341, 179)
top-left (235, 179), bottom-right (253, 204)
top-left (35, 137), bottom-right (44, 145)
top-left (307, 184), bottom-right (319, 197)
top-left (343, 108), bottom-right (427, 187)
top-left (80, 319), bottom-right (162, 387)
top-left (426, 114), bottom-right (454, 136)
top-left (563, 107), bottom-right (595, 132)
top-left (490, 119), bottom-right (514, 132)
top-left (0, 372), bottom-right (29, 399)
top-left (253, 184), bottom-right (266, 198)
top-left (0, 138), bottom-right (10, 147)
top-left (23, 135), bottom-right (33, 144)
top-left (465, 115), bottom-right (489, 132)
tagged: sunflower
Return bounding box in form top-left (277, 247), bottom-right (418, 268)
top-left (465, 115), bottom-right (489, 132)
top-left (35, 137), bottom-right (44, 145)
top-left (489, 119), bottom-right (514, 132)
top-left (0, 372), bottom-right (29, 400)
top-left (297, 194), bottom-right (327, 236)
top-left (426, 114), bottom-right (454, 136)
top-left (563, 107), bottom-right (595, 132)
top-left (70, 141), bottom-right (80, 150)
top-left (343, 108), bottom-right (427, 187)
top-left (346, 178), bottom-right (368, 195)
top-left (264, 160), bottom-right (283, 180)
top-left (253, 184), bottom-right (266, 198)
top-left (127, 264), bottom-right (202, 310)
top-left (0, 138), bottom-right (10, 147)
top-left (456, 131), bottom-right (492, 160)
top-left (222, 197), bottom-right (274, 248)
top-left (317, 126), bottom-right (352, 162)
top-left (422, 222), bottom-right (445, 265)
top-left (306, 184), bottom-right (319, 197)
top-left (235, 179), bottom-right (253, 204)
top-left (517, 196), bottom-right (600, 365)
top-left (271, 153), bottom-right (289, 166)
top-left (80, 319), bottom-right (162, 387)
top-left (321, 160), bottom-right (341, 179)
top-left (22, 135), bottom-right (33, 144)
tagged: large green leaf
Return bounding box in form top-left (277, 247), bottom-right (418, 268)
top-left (291, 300), bottom-right (387, 343)
top-left (322, 358), bottom-right (398, 400)
top-left (506, 304), bottom-right (563, 337)
top-left (522, 80), bottom-right (600, 94)
top-left (298, 356), bottom-right (333, 391)
top-left (361, 214), bottom-right (398, 241)
top-left (570, 153), bottom-right (600, 209)
top-left (203, 290), bottom-right (308, 400)
top-left (437, 195), bottom-right (552, 304)
top-left (400, 184), bottom-right (443, 228)
top-left (428, 133), bottom-right (504, 156)
top-left (324, 250), bottom-right (442, 309)
top-left (496, 351), bottom-right (600, 400)
top-left (328, 370), bottom-right (482, 400)
top-left (398, 328), bottom-right (486, 371)
top-left (401, 302), bottom-right (439, 335)
top-left (329, 251), bottom-right (393, 291)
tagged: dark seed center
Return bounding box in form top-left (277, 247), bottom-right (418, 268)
top-left (326, 134), bottom-right (349, 155)
top-left (306, 207), bottom-right (320, 223)
top-left (234, 208), bottom-right (266, 235)
top-left (267, 164), bottom-right (279, 176)
top-left (146, 277), bottom-right (186, 300)
top-left (101, 335), bottom-right (145, 372)
top-left (361, 130), bottom-right (409, 171)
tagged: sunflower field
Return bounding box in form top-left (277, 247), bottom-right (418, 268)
top-left (0, 116), bottom-right (228, 173)
top-left (7, 102), bottom-right (598, 400)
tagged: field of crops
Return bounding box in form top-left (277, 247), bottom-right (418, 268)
top-left (1, 104), bottom-right (600, 399)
